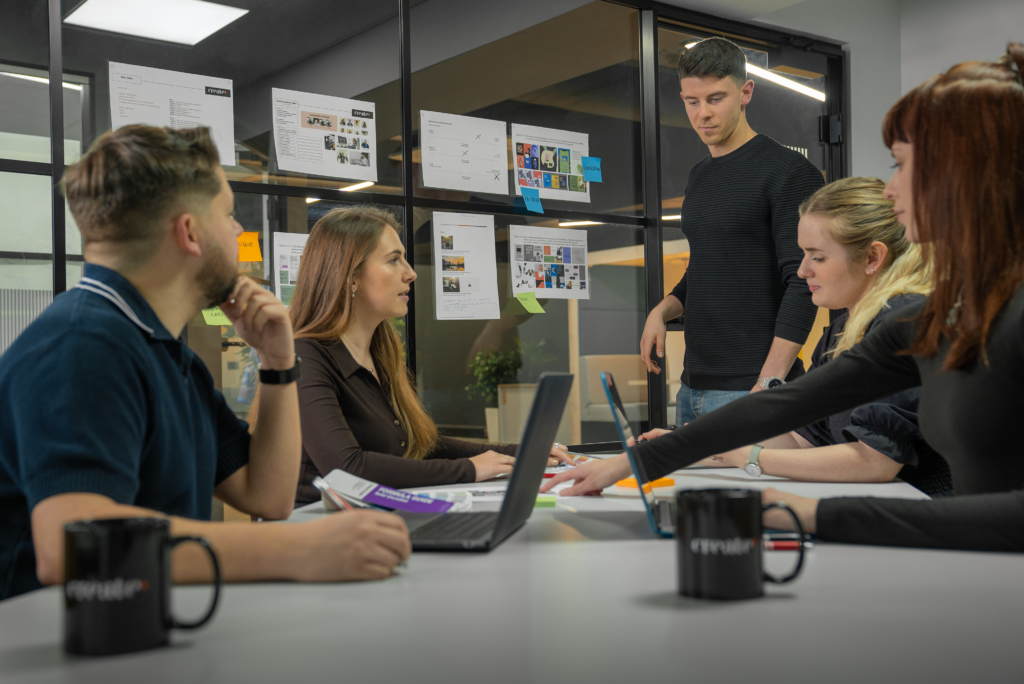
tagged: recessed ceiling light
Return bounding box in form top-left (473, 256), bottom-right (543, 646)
top-left (64, 0), bottom-right (248, 47)
top-left (341, 182), bottom-right (374, 192)
top-left (661, 215), bottom-right (681, 221)
top-left (1, 71), bottom-right (82, 91)
top-left (558, 221), bottom-right (603, 227)
top-left (305, 198), bottom-right (321, 204)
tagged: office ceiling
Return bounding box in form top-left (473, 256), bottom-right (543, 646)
top-left (657, 0), bottom-right (807, 22)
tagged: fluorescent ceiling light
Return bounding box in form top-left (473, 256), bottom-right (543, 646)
top-left (65, 0), bottom-right (248, 46)
top-left (2, 71), bottom-right (82, 91)
top-left (745, 63), bottom-right (825, 101)
top-left (682, 43), bottom-right (825, 101)
top-left (661, 215), bottom-right (681, 221)
top-left (305, 198), bottom-right (321, 204)
top-left (558, 221), bottom-right (603, 227)
top-left (341, 182), bottom-right (374, 192)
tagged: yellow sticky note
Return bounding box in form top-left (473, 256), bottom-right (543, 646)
top-left (237, 232), bottom-right (262, 262)
top-left (201, 307), bottom-right (231, 325)
top-left (515, 292), bottom-right (546, 313)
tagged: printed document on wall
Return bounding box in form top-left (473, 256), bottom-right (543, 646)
top-left (511, 124), bottom-right (590, 203)
top-left (420, 111), bottom-right (508, 195)
top-left (272, 88), bottom-right (377, 182)
top-left (108, 62), bottom-right (235, 163)
top-left (509, 225), bottom-right (589, 301)
top-left (274, 232), bottom-right (309, 306)
top-left (433, 212), bottom-right (500, 320)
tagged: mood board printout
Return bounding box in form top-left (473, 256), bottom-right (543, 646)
top-left (271, 88), bottom-right (377, 182)
top-left (511, 124), bottom-right (590, 203)
top-left (509, 225), bottom-right (590, 301)
top-left (108, 62), bottom-right (235, 163)
top-left (433, 212), bottom-right (501, 320)
top-left (420, 111), bottom-right (509, 195)
top-left (273, 232), bottom-right (309, 306)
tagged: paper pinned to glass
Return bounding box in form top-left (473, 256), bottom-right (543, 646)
top-left (271, 87), bottom-right (377, 182)
top-left (433, 212), bottom-right (501, 320)
top-left (420, 111), bottom-right (508, 195)
top-left (108, 61), bottom-right (235, 163)
top-left (509, 224), bottom-right (590, 301)
top-left (511, 123), bottom-right (590, 203)
top-left (273, 232), bottom-right (309, 306)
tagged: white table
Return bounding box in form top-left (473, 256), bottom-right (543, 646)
top-left (1, 470), bottom-right (1019, 684)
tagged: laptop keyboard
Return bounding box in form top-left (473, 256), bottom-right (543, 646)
top-left (409, 512), bottom-right (499, 541)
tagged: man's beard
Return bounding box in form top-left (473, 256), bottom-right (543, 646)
top-left (197, 238), bottom-right (238, 308)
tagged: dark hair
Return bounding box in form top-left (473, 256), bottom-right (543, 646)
top-left (61, 125), bottom-right (222, 257)
top-left (883, 43), bottom-right (1024, 370)
top-left (677, 37), bottom-right (747, 86)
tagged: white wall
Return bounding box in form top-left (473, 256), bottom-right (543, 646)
top-left (900, 0), bottom-right (1024, 93)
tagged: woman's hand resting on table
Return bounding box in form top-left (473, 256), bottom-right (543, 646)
top-left (539, 453), bottom-right (633, 496)
top-left (762, 488), bottom-right (819, 534)
top-left (470, 451), bottom-right (516, 481)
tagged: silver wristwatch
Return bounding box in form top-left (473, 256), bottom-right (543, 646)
top-left (744, 444), bottom-right (764, 477)
top-left (758, 376), bottom-right (786, 389)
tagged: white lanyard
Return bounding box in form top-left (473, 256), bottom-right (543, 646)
top-left (74, 277), bottom-right (156, 337)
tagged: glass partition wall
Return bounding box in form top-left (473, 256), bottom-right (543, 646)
top-left (1, 0), bottom-right (845, 442)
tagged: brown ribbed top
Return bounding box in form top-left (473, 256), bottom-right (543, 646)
top-left (293, 337), bottom-right (516, 505)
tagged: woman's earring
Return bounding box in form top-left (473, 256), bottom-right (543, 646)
top-left (351, 288), bottom-right (356, 298)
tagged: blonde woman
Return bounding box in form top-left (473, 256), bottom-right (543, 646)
top-left (645, 177), bottom-right (951, 495)
top-left (254, 206), bottom-right (570, 506)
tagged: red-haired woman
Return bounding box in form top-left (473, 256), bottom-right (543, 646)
top-left (544, 45), bottom-right (1024, 552)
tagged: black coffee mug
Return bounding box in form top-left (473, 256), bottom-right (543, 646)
top-left (676, 488), bottom-right (807, 600)
top-left (64, 518), bottom-right (221, 656)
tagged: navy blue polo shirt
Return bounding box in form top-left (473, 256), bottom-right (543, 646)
top-left (0, 264), bottom-right (250, 600)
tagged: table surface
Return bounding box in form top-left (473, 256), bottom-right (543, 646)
top-left (2, 468), bottom-right (1020, 684)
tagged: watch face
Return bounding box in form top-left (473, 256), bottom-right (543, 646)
top-left (768, 378), bottom-right (784, 389)
top-left (744, 463), bottom-right (762, 478)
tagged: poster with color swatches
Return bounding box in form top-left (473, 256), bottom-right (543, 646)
top-left (511, 124), bottom-right (590, 203)
top-left (509, 225), bottom-right (590, 300)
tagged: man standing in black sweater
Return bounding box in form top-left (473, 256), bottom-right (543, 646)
top-left (641, 37), bottom-right (823, 426)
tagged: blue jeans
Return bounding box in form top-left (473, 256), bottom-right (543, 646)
top-left (674, 382), bottom-right (748, 428)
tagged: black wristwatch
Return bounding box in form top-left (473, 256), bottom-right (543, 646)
top-left (259, 356), bottom-right (302, 385)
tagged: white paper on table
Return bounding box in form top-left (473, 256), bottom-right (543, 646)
top-left (509, 224), bottom-right (590, 301)
top-left (511, 123), bottom-right (590, 203)
top-left (420, 111), bottom-right (508, 195)
top-left (433, 212), bottom-right (501, 320)
top-left (108, 62), bottom-right (235, 163)
top-left (271, 87), bottom-right (377, 182)
top-left (272, 232), bottom-right (309, 306)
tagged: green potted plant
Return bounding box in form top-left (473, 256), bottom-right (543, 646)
top-left (466, 349), bottom-right (522, 442)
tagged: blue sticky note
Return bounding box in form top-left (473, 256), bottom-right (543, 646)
top-left (581, 156), bottom-right (602, 182)
top-left (522, 187), bottom-right (544, 214)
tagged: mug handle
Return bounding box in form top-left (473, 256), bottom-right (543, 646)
top-left (165, 536), bottom-right (222, 629)
top-left (761, 502), bottom-right (807, 584)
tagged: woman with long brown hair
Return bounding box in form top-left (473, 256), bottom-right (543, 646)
top-left (256, 206), bottom-right (569, 506)
top-left (544, 44), bottom-right (1024, 552)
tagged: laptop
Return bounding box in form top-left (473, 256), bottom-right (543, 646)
top-left (402, 372), bottom-right (574, 551)
top-left (600, 371), bottom-right (675, 538)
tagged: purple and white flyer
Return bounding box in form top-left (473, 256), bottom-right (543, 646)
top-left (323, 469), bottom-right (454, 514)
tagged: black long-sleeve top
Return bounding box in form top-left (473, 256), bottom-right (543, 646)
top-left (795, 294), bottom-right (953, 497)
top-left (669, 134), bottom-right (823, 390)
top-left (293, 338), bottom-right (515, 505)
top-left (635, 293), bottom-right (1024, 552)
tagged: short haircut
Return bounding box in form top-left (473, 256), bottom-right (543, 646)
top-left (677, 37), bottom-right (747, 86)
top-left (62, 125), bottom-right (222, 258)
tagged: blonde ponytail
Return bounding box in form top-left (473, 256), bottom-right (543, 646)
top-left (799, 177), bottom-right (933, 358)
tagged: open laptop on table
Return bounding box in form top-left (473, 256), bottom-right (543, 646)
top-left (601, 371), bottom-right (675, 538)
top-left (403, 372), bottom-right (574, 551)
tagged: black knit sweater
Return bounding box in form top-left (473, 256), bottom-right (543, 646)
top-left (669, 134), bottom-right (823, 390)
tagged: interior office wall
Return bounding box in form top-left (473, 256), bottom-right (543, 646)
top-left (752, 0), bottom-right (902, 181)
top-left (900, 0), bottom-right (1024, 94)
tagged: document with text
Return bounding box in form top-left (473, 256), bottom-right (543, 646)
top-left (272, 88), bottom-right (377, 182)
top-left (108, 61), bottom-right (235, 163)
top-left (433, 212), bottom-right (501, 320)
top-left (420, 111), bottom-right (508, 195)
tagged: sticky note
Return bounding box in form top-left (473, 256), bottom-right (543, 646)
top-left (237, 232), bottom-right (262, 262)
top-left (521, 187), bottom-right (544, 213)
top-left (515, 292), bottom-right (546, 313)
top-left (581, 157), bottom-right (602, 182)
top-left (201, 307), bottom-right (231, 325)
top-left (615, 476), bottom-right (675, 493)
top-left (535, 496), bottom-right (556, 508)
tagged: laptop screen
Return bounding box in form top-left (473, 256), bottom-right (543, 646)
top-left (601, 372), bottom-right (657, 511)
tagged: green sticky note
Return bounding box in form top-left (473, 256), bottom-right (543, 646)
top-left (201, 307), bottom-right (230, 325)
top-left (516, 292), bottom-right (546, 314)
top-left (535, 496), bottom-right (556, 508)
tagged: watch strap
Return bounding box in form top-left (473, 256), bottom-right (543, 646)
top-left (259, 356), bottom-right (302, 385)
top-left (747, 444), bottom-right (764, 467)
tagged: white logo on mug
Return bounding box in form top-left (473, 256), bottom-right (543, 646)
top-left (689, 537), bottom-right (755, 556)
top-left (65, 578), bottom-right (149, 602)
